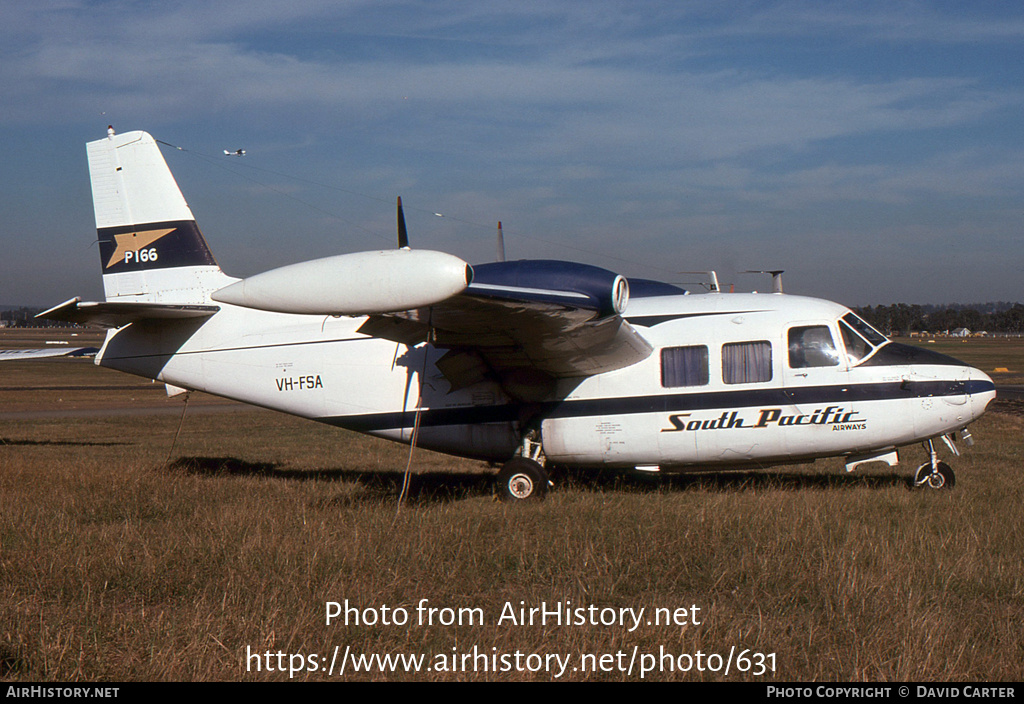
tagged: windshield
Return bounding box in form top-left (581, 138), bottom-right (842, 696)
top-left (842, 313), bottom-right (887, 346)
top-left (839, 313), bottom-right (887, 365)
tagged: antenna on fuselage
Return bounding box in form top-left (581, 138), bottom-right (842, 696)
top-left (679, 271), bottom-right (721, 293)
top-left (496, 221), bottom-right (506, 262)
top-left (741, 270), bottom-right (784, 293)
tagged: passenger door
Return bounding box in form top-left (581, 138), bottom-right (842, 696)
top-left (782, 323), bottom-right (860, 452)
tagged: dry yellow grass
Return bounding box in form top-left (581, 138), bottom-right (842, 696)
top-left (1, 335), bottom-right (1023, 681)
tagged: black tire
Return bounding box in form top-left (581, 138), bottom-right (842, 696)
top-left (913, 461), bottom-right (956, 490)
top-left (931, 462), bottom-right (956, 489)
top-left (496, 458), bottom-right (549, 502)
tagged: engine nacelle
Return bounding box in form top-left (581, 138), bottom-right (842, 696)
top-left (212, 249), bottom-right (472, 315)
top-left (468, 260), bottom-right (630, 317)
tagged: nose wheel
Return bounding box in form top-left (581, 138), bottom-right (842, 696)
top-left (912, 439), bottom-right (956, 489)
top-left (913, 461), bottom-right (955, 489)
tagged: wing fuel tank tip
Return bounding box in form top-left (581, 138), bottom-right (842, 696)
top-left (212, 249), bottom-right (471, 315)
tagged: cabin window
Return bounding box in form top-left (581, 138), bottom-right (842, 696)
top-left (722, 341), bottom-right (772, 384)
top-left (661, 346), bottom-right (709, 387)
top-left (788, 326), bottom-right (841, 368)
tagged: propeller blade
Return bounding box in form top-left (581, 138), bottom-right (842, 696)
top-left (397, 196), bottom-right (409, 249)
top-left (496, 221), bottom-right (506, 262)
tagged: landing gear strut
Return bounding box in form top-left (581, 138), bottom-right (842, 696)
top-left (495, 435), bottom-right (550, 502)
top-left (912, 438), bottom-right (956, 490)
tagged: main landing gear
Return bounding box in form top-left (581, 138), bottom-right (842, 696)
top-left (495, 436), bottom-right (550, 502)
top-left (912, 437), bottom-right (957, 490)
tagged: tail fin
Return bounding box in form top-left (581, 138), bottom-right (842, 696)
top-left (88, 129), bottom-right (231, 303)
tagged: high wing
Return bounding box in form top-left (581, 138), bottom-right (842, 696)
top-left (36, 297), bottom-right (219, 329)
top-left (35, 261), bottom-right (651, 401)
top-left (357, 260), bottom-right (653, 401)
top-left (201, 193), bottom-right (653, 402)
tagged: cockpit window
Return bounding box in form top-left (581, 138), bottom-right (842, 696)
top-left (839, 321), bottom-right (871, 364)
top-left (841, 313), bottom-right (887, 346)
top-left (788, 326), bottom-right (841, 368)
top-left (838, 312), bottom-right (887, 365)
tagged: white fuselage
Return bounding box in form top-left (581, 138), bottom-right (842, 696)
top-left (96, 291), bottom-right (995, 470)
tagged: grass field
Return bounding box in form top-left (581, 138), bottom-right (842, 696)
top-left (1, 331), bottom-right (1023, 681)
top-left (901, 335), bottom-right (1024, 385)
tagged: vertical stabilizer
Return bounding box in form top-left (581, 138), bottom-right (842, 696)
top-left (88, 129), bottom-right (231, 303)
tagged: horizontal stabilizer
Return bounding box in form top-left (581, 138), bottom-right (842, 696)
top-left (36, 297), bottom-right (219, 329)
top-left (0, 347), bottom-right (99, 360)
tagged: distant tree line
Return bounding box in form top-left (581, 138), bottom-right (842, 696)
top-left (0, 307), bottom-right (44, 327)
top-left (853, 302), bottom-right (1024, 336)
top-left (0, 306), bottom-right (74, 328)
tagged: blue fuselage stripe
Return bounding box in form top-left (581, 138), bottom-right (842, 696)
top-left (321, 379), bottom-right (995, 432)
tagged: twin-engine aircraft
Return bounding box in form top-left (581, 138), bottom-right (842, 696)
top-left (38, 129), bottom-right (995, 500)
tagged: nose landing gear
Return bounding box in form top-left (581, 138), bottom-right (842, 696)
top-left (912, 438), bottom-right (957, 490)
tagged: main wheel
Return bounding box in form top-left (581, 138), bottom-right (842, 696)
top-left (496, 458), bottom-right (549, 502)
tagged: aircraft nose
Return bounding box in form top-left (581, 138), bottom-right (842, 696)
top-left (966, 366), bottom-right (997, 420)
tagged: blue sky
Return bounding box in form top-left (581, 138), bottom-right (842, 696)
top-left (1, 1), bottom-right (1022, 306)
